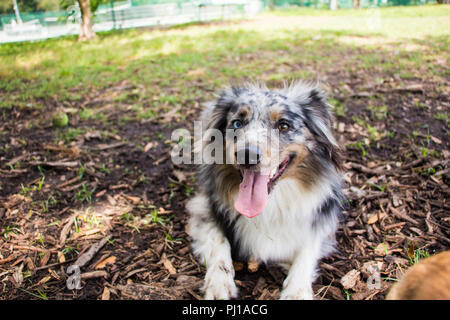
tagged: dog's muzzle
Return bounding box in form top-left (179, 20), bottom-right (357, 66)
top-left (235, 145), bottom-right (261, 168)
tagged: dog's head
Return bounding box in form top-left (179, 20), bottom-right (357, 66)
top-left (201, 81), bottom-right (341, 218)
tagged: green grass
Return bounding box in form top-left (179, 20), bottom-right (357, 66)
top-left (74, 184), bottom-right (95, 204)
top-left (367, 105), bottom-right (388, 121)
top-left (408, 247), bottom-right (430, 266)
top-left (0, 5), bottom-right (448, 117)
top-left (269, 5), bottom-right (450, 38)
top-left (434, 112), bottom-right (449, 122)
top-left (17, 287), bottom-right (48, 300)
top-left (346, 140), bottom-right (368, 157)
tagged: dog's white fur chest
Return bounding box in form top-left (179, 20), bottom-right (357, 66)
top-left (232, 178), bottom-right (333, 263)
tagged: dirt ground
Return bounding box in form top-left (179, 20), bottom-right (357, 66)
top-left (1, 25), bottom-right (449, 300)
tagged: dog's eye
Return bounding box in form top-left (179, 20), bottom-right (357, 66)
top-left (232, 120), bottom-right (243, 129)
top-left (278, 121), bottom-right (290, 131)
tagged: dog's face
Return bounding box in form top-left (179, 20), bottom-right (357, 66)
top-left (204, 82), bottom-right (340, 218)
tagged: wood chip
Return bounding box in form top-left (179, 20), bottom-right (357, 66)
top-left (39, 251), bottom-right (51, 267)
top-left (95, 189), bottom-right (107, 198)
top-left (94, 256), bottom-right (117, 269)
top-left (12, 245), bottom-right (57, 253)
top-left (367, 211), bottom-right (386, 225)
top-left (144, 142), bottom-right (156, 153)
top-left (162, 254), bottom-right (177, 275)
top-left (324, 286), bottom-right (345, 300)
top-left (154, 155), bottom-right (170, 166)
top-left (6, 154), bottom-right (27, 167)
top-left (430, 135), bottom-right (442, 144)
top-left (57, 176), bottom-right (81, 190)
top-left (384, 222), bottom-right (406, 230)
top-left (30, 161), bottom-right (79, 168)
top-left (175, 275), bottom-right (201, 289)
top-left (172, 170), bottom-right (187, 183)
top-left (374, 243), bottom-right (389, 256)
top-left (80, 270), bottom-right (108, 279)
top-left (390, 206), bottom-right (419, 225)
top-left (12, 263), bottom-right (24, 287)
top-left (74, 235), bottom-right (112, 268)
top-left (43, 144), bottom-right (80, 157)
top-left (59, 211), bottom-right (79, 246)
top-left (349, 162), bottom-right (383, 176)
top-left (116, 283), bottom-right (179, 300)
top-left (91, 142), bottom-right (127, 151)
top-left (0, 253), bottom-right (20, 265)
top-left (106, 194), bottom-right (117, 206)
top-left (57, 251), bottom-right (66, 263)
top-left (125, 268), bottom-right (147, 279)
top-left (341, 269), bottom-right (361, 290)
top-left (122, 194), bottom-right (141, 204)
top-left (101, 287), bottom-right (110, 300)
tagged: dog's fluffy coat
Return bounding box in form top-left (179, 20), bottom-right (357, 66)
top-left (186, 81), bottom-right (344, 299)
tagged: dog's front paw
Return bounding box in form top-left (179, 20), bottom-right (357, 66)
top-left (203, 269), bottom-right (238, 300)
top-left (279, 287), bottom-right (314, 300)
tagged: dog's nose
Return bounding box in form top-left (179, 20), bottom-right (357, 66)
top-left (235, 146), bottom-right (261, 167)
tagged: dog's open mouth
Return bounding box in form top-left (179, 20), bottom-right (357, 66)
top-left (234, 155), bottom-right (294, 218)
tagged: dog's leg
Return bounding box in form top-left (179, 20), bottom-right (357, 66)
top-left (279, 237), bottom-right (323, 300)
top-left (186, 194), bottom-right (238, 300)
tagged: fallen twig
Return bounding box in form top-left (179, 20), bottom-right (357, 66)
top-left (12, 245), bottom-right (58, 253)
top-left (80, 270), bottom-right (108, 279)
top-left (90, 142), bottom-right (128, 151)
top-left (34, 259), bottom-right (75, 271)
top-left (348, 162), bottom-right (384, 176)
top-left (30, 160), bottom-right (79, 168)
top-left (6, 154), bottom-right (27, 168)
top-left (73, 235), bottom-right (112, 268)
top-left (59, 211), bottom-right (80, 246)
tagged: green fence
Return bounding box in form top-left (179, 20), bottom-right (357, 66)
top-left (0, 10), bottom-right (68, 28)
top-left (0, 0), bottom-right (263, 43)
top-left (0, 0), bottom-right (257, 28)
top-left (0, 0), bottom-right (441, 43)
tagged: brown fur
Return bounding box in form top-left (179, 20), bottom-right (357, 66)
top-left (269, 109), bottom-right (282, 122)
top-left (386, 251), bottom-right (450, 300)
top-left (238, 107), bottom-right (250, 119)
top-left (280, 144), bottom-right (320, 191)
top-left (292, 152), bottom-right (325, 191)
top-left (213, 164), bottom-right (241, 207)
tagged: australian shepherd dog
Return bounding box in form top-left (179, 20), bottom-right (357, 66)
top-left (186, 81), bottom-right (344, 300)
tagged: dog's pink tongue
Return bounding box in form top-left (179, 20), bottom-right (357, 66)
top-left (234, 170), bottom-right (270, 218)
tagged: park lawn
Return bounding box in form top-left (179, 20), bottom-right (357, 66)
top-left (0, 5), bottom-right (448, 112)
top-left (0, 5), bottom-right (448, 300)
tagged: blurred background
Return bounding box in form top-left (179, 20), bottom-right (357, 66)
top-left (0, 0), bottom-right (443, 43)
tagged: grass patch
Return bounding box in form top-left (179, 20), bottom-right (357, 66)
top-left (0, 5), bottom-right (448, 112)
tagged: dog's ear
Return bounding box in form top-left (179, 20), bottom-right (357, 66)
top-left (201, 87), bottom-right (240, 131)
top-left (285, 82), bottom-right (341, 169)
top-left (301, 87), bottom-right (338, 149)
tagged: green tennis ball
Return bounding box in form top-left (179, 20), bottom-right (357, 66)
top-left (52, 112), bottom-right (69, 127)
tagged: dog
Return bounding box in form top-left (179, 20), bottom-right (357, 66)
top-left (186, 81), bottom-right (344, 300)
top-left (386, 251), bottom-right (450, 300)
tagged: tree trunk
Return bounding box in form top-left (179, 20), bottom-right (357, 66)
top-left (330, 0), bottom-right (338, 10)
top-left (77, 0), bottom-right (96, 41)
top-left (12, 0), bottom-right (23, 24)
